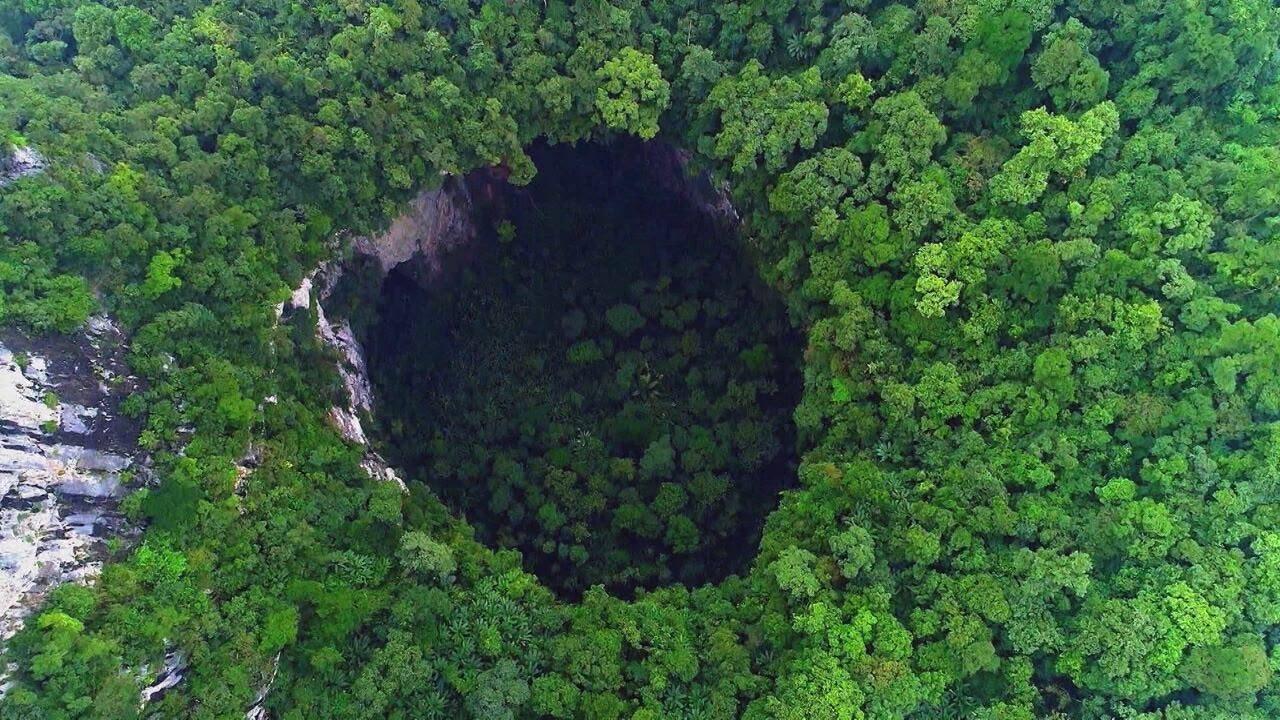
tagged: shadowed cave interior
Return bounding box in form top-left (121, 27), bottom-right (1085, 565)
top-left (339, 141), bottom-right (801, 599)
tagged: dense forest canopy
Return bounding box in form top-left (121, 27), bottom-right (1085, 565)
top-left (0, 0), bottom-right (1278, 717)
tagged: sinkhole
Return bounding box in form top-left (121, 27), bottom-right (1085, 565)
top-left (342, 140), bottom-right (801, 598)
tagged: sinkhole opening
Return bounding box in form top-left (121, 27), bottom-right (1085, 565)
top-left (352, 140), bottom-right (801, 598)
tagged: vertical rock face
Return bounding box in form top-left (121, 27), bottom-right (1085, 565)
top-left (351, 177), bottom-right (478, 284)
top-left (0, 317), bottom-right (141, 640)
top-left (279, 174), bottom-right (486, 489)
top-left (139, 650), bottom-right (186, 705)
top-left (278, 262), bottom-right (403, 489)
top-left (633, 141), bottom-right (740, 227)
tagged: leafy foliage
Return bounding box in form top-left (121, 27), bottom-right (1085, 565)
top-left (0, 0), bottom-right (1278, 717)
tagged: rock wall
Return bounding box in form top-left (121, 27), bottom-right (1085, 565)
top-left (278, 262), bottom-right (403, 489)
top-left (275, 168), bottom-right (493, 487)
top-left (0, 141), bottom-right (191, 702)
top-left (0, 317), bottom-right (142, 640)
top-left (350, 177), bottom-right (478, 285)
top-left (633, 141), bottom-right (740, 227)
top-left (340, 141), bottom-right (734, 289)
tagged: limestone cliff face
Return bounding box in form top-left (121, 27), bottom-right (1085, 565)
top-left (341, 142), bottom-right (733, 289)
top-left (278, 175), bottom-right (483, 488)
top-left (351, 177), bottom-right (477, 284)
top-left (278, 262), bottom-right (403, 489)
top-left (0, 317), bottom-right (142, 640)
top-left (633, 141), bottom-right (739, 227)
top-left (0, 145), bottom-right (156, 693)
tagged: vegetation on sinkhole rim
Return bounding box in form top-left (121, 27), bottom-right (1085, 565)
top-left (1, 0), bottom-right (1279, 718)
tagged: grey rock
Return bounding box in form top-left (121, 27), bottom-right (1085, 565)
top-left (0, 146), bottom-right (46, 188)
top-left (47, 444), bottom-right (131, 474)
top-left (0, 322), bottom-right (140, 641)
top-left (13, 485), bottom-right (46, 501)
top-left (244, 653), bottom-right (281, 720)
top-left (351, 178), bottom-right (475, 281)
top-left (280, 262), bottom-right (403, 491)
top-left (58, 404), bottom-right (96, 435)
top-left (53, 473), bottom-right (125, 499)
top-left (140, 650), bottom-right (186, 705)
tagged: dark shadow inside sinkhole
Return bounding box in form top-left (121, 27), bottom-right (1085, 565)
top-left (350, 140), bottom-right (801, 599)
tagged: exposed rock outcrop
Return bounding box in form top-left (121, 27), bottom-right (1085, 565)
top-left (351, 177), bottom-right (477, 284)
top-left (0, 316), bottom-right (141, 640)
top-left (634, 141), bottom-right (740, 227)
top-left (244, 653), bottom-right (280, 720)
top-left (274, 171), bottom-right (488, 492)
top-left (139, 650), bottom-right (186, 706)
top-left (278, 262), bottom-right (403, 489)
top-left (0, 146), bottom-right (46, 188)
